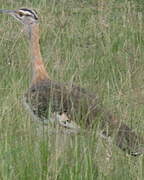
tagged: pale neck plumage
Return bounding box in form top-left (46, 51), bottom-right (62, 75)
top-left (28, 23), bottom-right (49, 84)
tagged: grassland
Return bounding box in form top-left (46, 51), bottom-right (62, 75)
top-left (0, 0), bottom-right (144, 179)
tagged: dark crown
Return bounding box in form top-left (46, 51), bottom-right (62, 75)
top-left (19, 8), bottom-right (38, 20)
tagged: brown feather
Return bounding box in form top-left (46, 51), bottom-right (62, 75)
top-left (24, 78), bottom-right (144, 155)
top-left (1, 8), bottom-right (143, 156)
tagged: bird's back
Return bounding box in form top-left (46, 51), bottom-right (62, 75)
top-left (24, 79), bottom-right (101, 127)
top-left (23, 79), bottom-right (144, 155)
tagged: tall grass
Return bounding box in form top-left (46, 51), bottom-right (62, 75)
top-left (0, 0), bottom-right (144, 179)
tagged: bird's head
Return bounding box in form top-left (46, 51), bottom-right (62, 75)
top-left (0, 8), bottom-right (38, 25)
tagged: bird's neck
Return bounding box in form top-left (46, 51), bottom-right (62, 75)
top-left (29, 23), bottom-right (49, 84)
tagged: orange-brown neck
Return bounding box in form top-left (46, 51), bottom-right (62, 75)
top-left (29, 23), bottom-right (49, 84)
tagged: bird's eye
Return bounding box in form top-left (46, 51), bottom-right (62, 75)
top-left (19, 12), bottom-right (23, 17)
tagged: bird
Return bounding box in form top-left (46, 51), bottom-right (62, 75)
top-left (0, 8), bottom-right (143, 156)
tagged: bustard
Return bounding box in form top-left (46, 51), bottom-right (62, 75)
top-left (0, 8), bottom-right (143, 156)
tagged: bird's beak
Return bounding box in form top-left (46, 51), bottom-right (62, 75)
top-left (0, 9), bottom-right (16, 14)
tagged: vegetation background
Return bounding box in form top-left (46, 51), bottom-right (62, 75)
top-left (0, 0), bottom-right (144, 179)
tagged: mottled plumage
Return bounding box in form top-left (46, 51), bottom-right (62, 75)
top-left (24, 79), bottom-right (100, 126)
top-left (24, 78), bottom-right (144, 155)
top-left (0, 8), bottom-right (144, 156)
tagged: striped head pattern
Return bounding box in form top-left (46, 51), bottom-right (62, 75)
top-left (0, 8), bottom-right (38, 25)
